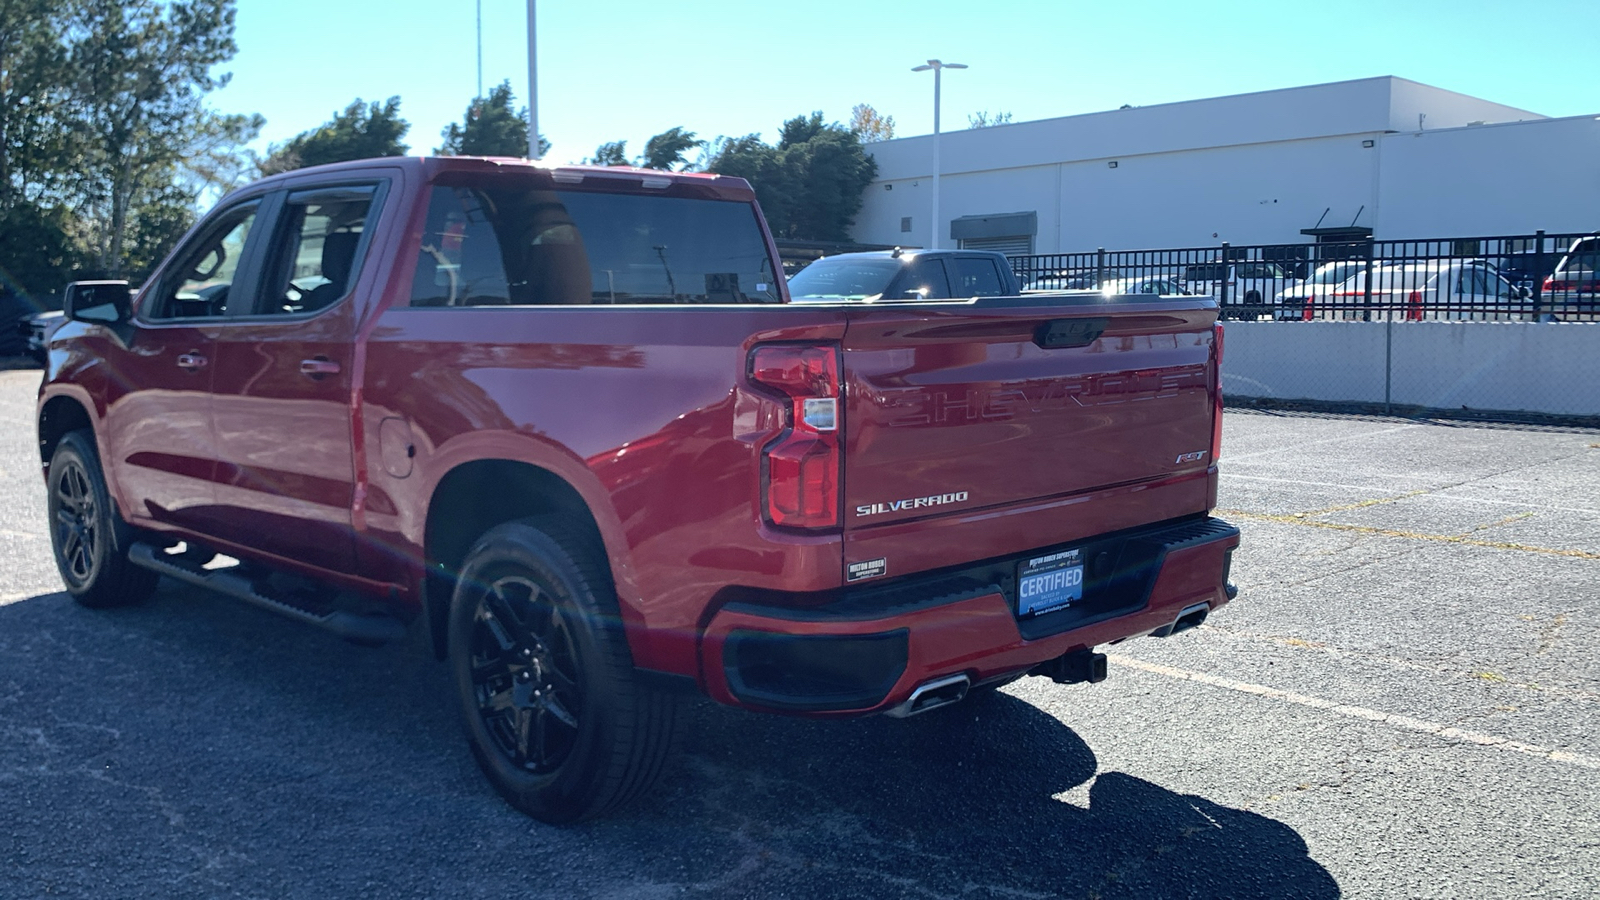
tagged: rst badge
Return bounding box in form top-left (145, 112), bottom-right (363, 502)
top-left (1175, 450), bottom-right (1208, 464)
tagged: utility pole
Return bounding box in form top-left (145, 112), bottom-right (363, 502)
top-left (912, 59), bottom-right (966, 249)
top-left (527, 0), bottom-right (540, 159)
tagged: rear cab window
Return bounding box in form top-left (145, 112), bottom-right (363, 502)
top-left (409, 180), bottom-right (780, 306)
top-left (948, 257), bottom-right (1007, 297)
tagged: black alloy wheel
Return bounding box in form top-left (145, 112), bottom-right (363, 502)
top-left (448, 518), bottom-right (679, 823)
top-left (54, 454), bottom-right (101, 585)
top-left (468, 573), bottom-right (585, 775)
top-left (46, 430), bottom-right (158, 607)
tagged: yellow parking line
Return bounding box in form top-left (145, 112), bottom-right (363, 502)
top-left (1288, 489), bottom-right (1430, 519)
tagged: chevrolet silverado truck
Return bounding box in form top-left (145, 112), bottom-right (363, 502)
top-left (37, 156), bottom-right (1238, 823)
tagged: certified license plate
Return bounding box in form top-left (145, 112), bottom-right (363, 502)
top-left (1017, 548), bottom-right (1084, 617)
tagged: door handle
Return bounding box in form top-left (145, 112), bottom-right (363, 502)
top-left (175, 352), bottom-right (208, 371)
top-left (299, 358), bottom-right (341, 378)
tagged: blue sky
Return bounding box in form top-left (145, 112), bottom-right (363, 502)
top-left (216, 0), bottom-right (1600, 166)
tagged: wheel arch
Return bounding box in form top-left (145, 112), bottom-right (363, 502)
top-left (38, 393), bottom-right (96, 474)
top-left (421, 458), bottom-right (612, 659)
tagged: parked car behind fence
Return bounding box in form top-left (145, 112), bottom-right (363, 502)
top-left (1008, 231), bottom-right (1595, 323)
top-left (1543, 235), bottom-right (1600, 321)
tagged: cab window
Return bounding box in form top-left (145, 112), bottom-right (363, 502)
top-left (890, 257), bottom-right (951, 300)
top-left (258, 186), bottom-right (377, 315)
top-left (144, 203), bottom-right (258, 320)
top-left (948, 257), bottom-right (1007, 297)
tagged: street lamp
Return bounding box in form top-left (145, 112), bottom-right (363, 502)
top-left (912, 59), bottom-right (966, 250)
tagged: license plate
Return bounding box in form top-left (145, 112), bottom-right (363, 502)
top-left (1017, 548), bottom-right (1084, 617)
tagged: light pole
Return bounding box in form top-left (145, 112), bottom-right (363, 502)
top-left (912, 59), bottom-right (965, 250)
top-left (526, 0), bottom-right (540, 159)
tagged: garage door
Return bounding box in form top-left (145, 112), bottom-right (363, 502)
top-left (958, 235), bottom-right (1033, 257)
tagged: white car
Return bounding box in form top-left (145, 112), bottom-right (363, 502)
top-left (1022, 269), bottom-right (1119, 292)
top-left (1099, 277), bottom-right (1190, 296)
top-left (1181, 261), bottom-right (1291, 317)
top-left (1315, 260), bottom-right (1526, 321)
top-left (1272, 260), bottom-right (1367, 321)
top-left (1541, 235), bottom-right (1599, 321)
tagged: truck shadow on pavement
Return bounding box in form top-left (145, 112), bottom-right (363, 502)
top-left (0, 585), bottom-right (1338, 900)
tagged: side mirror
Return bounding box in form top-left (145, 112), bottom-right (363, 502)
top-left (64, 280), bottom-right (131, 325)
top-left (1518, 285), bottom-right (1533, 300)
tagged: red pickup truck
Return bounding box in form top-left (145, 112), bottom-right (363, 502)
top-left (37, 156), bottom-right (1237, 822)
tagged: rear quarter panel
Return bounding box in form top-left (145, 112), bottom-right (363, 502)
top-left (358, 306), bottom-right (851, 674)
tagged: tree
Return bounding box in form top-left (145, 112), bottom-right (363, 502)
top-left (1, 0), bottom-right (258, 292)
top-left (260, 96), bottom-right (409, 175)
top-left (69, 0), bottom-right (256, 276)
top-left (0, 0), bottom-right (77, 213)
top-left (849, 103), bottom-right (895, 142)
top-left (585, 140), bottom-right (630, 167)
top-left (707, 112), bottom-right (877, 242)
top-left (706, 133), bottom-right (791, 228)
top-left (0, 200), bottom-right (86, 301)
top-left (967, 110), bottom-right (1014, 128)
top-left (640, 127), bottom-right (704, 171)
top-left (437, 80), bottom-right (548, 158)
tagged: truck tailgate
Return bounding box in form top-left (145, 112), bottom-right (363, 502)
top-left (840, 296), bottom-right (1220, 579)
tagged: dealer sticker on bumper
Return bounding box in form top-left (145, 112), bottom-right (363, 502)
top-left (1017, 548), bottom-right (1084, 617)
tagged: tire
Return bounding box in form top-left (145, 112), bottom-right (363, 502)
top-left (1244, 290), bottom-right (1262, 304)
top-left (447, 517), bottom-right (680, 823)
top-left (46, 430), bottom-right (159, 608)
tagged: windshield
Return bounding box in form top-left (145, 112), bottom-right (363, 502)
top-left (1310, 262), bottom-right (1357, 284)
top-left (409, 183), bottom-right (780, 306)
top-left (1558, 238), bottom-right (1599, 273)
top-left (786, 257), bottom-right (902, 300)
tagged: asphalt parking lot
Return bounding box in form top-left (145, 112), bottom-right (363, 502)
top-left (2, 366), bottom-right (1597, 899)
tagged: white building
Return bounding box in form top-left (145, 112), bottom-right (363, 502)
top-left (853, 76), bottom-right (1600, 255)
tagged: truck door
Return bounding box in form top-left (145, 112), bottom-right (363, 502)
top-left (203, 183), bottom-right (384, 573)
top-left (106, 200), bottom-right (266, 535)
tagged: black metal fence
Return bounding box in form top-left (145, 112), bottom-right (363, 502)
top-left (1009, 231), bottom-right (1599, 323)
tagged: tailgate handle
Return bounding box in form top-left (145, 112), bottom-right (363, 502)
top-left (1034, 317), bottom-right (1108, 349)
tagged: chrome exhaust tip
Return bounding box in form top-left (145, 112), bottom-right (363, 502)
top-left (1150, 601), bottom-right (1211, 638)
top-left (884, 673), bottom-right (970, 718)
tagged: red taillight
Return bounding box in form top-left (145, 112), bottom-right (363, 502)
top-left (749, 345), bottom-right (841, 530)
top-left (1211, 323), bottom-right (1224, 463)
top-left (1543, 276), bottom-right (1556, 291)
top-left (1406, 290), bottom-right (1424, 321)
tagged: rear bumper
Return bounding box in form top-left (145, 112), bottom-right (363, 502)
top-left (701, 516), bottom-right (1239, 715)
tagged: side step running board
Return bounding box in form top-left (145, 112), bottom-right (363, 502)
top-left (128, 543), bottom-right (406, 645)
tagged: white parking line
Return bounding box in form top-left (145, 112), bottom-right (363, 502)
top-left (1108, 654), bottom-right (1600, 771)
